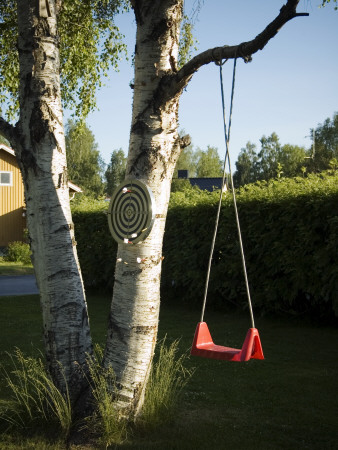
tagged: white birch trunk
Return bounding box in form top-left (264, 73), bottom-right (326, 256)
top-left (15, 0), bottom-right (92, 404)
top-left (104, 0), bottom-right (185, 416)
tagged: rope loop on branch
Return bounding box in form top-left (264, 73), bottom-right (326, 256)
top-left (212, 47), bottom-right (229, 66)
top-left (214, 58), bottom-right (228, 67)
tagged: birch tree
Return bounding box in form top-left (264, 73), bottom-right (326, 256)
top-left (103, 0), bottom-right (308, 417)
top-left (0, 0), bottom-right (308, 420)
top-left (0, 0), bottom-right (126, 408)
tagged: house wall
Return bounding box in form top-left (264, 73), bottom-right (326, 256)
top-left (0, 150), bottom-right (26, 246)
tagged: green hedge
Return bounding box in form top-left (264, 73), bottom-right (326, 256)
top-left (163, 172), bottom-right (338, 320)
top-left (72, 198), bottom-right (117, 290)
top-left (72, 172), bottom-right (338, 320)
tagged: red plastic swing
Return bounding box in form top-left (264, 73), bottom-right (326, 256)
top-left (190, 59), bottom-right (264, 363)
top-left (191, 322), bottom-right (264, 362)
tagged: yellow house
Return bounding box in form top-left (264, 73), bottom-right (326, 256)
top-left (0, 144), bottom-right (82, 247)
top-left (0, 144), bottom-right (26, 246)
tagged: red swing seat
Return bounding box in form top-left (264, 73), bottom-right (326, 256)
top-left (190, 322), bottom-right (264, 362)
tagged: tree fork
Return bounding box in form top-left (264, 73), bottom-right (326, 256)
top-left (158, 0), bottom-right (309, 104)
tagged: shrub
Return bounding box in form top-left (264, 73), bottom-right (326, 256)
top-left (4, 242), bottom-right (31, 265)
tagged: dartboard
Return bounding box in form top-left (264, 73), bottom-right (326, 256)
top-left (108, 180), bottom-right (156, 244)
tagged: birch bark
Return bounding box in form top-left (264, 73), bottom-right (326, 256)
top-left (14, 0), bottom-right (92, 403)
top-left (104, 0), bottom-right (186, 416)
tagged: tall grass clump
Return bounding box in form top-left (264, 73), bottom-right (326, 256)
top-left (140, 338), bottom-right (194, 428)
top-left (0, 348), bottom-right (72, 438)
top-left (84, 345), bottom-right (128, 448)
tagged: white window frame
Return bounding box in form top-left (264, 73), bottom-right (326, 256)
top-left (0, 171), bottom-right (13, 186)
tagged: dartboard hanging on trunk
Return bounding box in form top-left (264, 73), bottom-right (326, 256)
top-left (108, 180), bottom-right (156, 245)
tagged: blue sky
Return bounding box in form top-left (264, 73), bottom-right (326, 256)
top-left (74, 1), bottom-right (338, 166)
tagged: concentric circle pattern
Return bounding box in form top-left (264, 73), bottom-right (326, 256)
top-left (108, 180), bottom-right (156, 244)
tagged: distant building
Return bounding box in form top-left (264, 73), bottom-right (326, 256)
top-left (177, 170), bottom-right (225, 192)
top-left (0, 144), bottom-right (82, 247)
top-left (0, 144), bottom-right (26, 246)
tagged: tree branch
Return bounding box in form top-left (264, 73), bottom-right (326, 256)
top-left (0, 117), bottom-right (18, 147)
top-left (168, 0), bottom-right (308, 97)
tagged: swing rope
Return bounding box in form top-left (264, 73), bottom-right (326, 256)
top-left (200, 58), bottom-right (255, 330)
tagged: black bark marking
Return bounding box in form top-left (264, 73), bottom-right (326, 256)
top-left (122, 269), bottom-right (142, 277)
top-left (39, 0), bottom-right (52, 18)
top-left (47, 270), bottom-right (79, 281)
top-left (131, 120), bottom-right (150, 135)
top-left (58, 172), bottom-right (63, 188)
top-left (23, 73), bottom-right (33, 103)
top-left (148, 19), bottom-right (168, 42)
top-left (108, 315), bottom-right (127, 344)
top-left (82, 307), bottom-right (89, 328)
top-left (54, 223), bottom-right (72, 234)
top-left (133, 325), bottom-right (157, 335)
top-left (132, 2), bottom-right (144, 26)
top-left (169, 54), bottom-right (176, 72)
top-left (50, 301), bottom-right (79, 315)
top-left (20, 149), bottom-right (39, 176)
top-left (30, 101), bottom-right (50, 143)
top-left (179, 134), bottom-right (191, 149)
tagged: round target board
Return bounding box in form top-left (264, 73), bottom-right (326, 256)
top-left (108, 180), bottom-right (156, 244)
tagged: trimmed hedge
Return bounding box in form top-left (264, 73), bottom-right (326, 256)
top-left (72, 198), bottom-right (117, 290)
top-left (72, 172), bottom-right (338, 319)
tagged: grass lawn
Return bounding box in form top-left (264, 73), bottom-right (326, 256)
top-left (0, 260), bottom-right (34, 276)
top-left (0, 293), bottom-right (337, 449)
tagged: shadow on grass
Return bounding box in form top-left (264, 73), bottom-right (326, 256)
top-left (0, 294), bottom-right (337, 449)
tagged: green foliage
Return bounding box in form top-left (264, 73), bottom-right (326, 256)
top-left (171, 178), bottom-right (194, 193)
top-left (72, 197), bottom-right (117, 289)
top-left (308, 112), bottom-right (338, 172)
top-left (235, 114), bottom-right (338, 187)
top-left (173, 142), bottom-right (198, 178)
top-left (276, 143), bottom-right (307, 178)
top-left (235, 133), bottom-right (308, 186)
top-left (72, 172), bottom-right (338, 320)
top-left (105, 148), bottom-right (127, 195)
top-left (65, 120), bottom-right (105, 197)
top-left (59, 0), bottom-right (128, 120)
top-left (195, 146), bottom-right (223, 177)
top-left (163, 171), bottom-right (338, 320)
top-left (0, 134), bottom-right (10, 146)
top-left (234, 141), bottom-right (259, 186)
top-left (0, 1), bottom-right (128, 121)
top-left (0, 1), bottom-right (18, 120)
top-left (173, 143), bottom-right (223, 185)
top-left (84, 345), bottom-right (128, 447)
top-left (4, 242), bottom-right (31, 266)
top-left (257, 132), bottom-right (282, 180)
top-left (321, 0), bottom-right (338, 10)
top-left (140, 338), bottom-right (194, 429)
top-left (0, 349), bottom-right (72, 438)
top-left (178, 15), bottom-right (198, 69)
